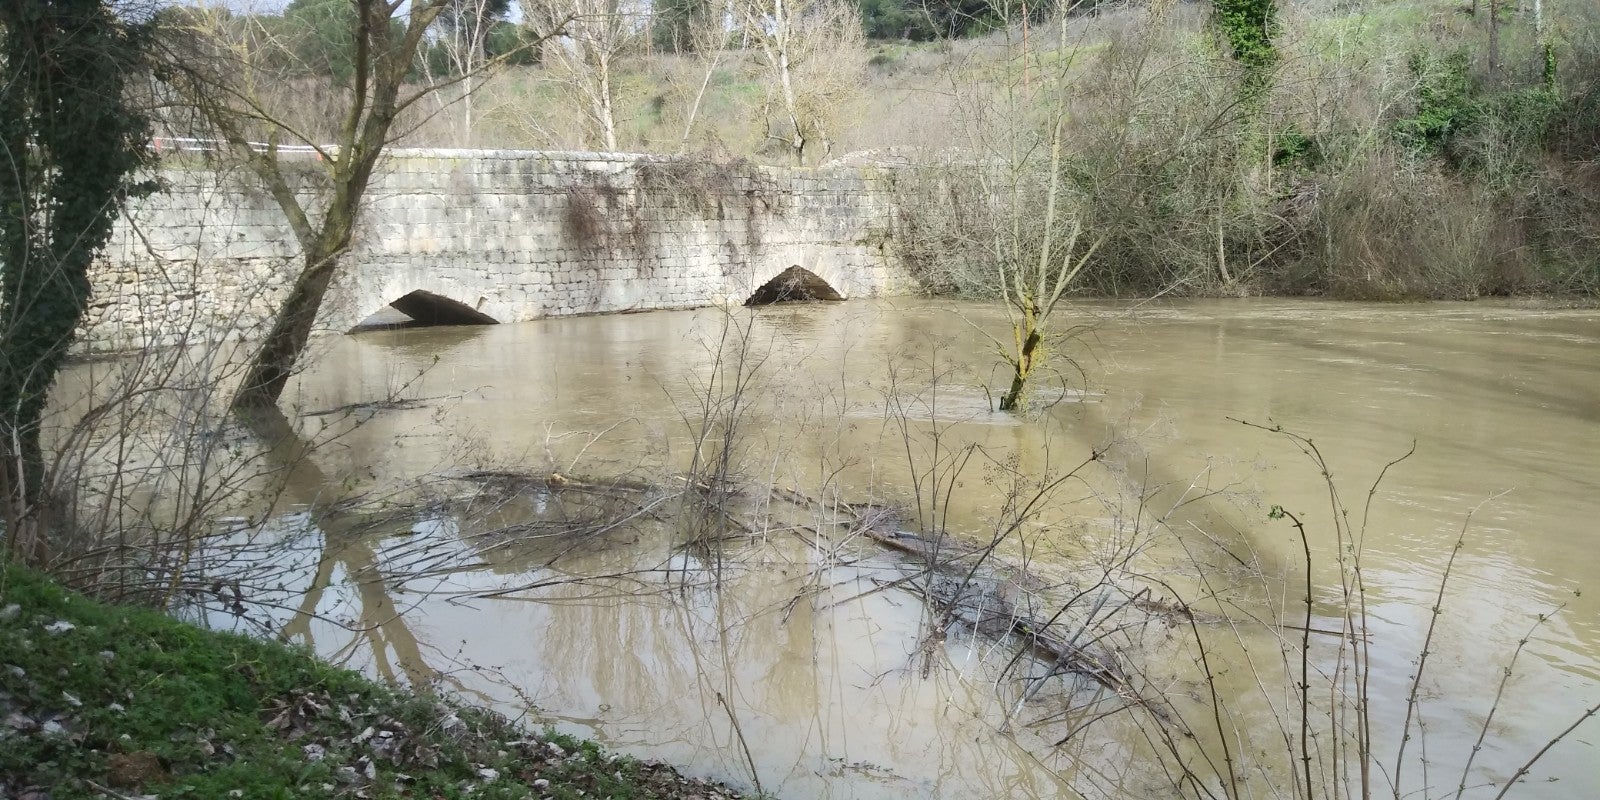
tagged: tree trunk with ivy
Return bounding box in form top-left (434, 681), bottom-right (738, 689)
top-left (1210, 0), bottom-right (1278, 77)
top-left (998, 322), bottom-right (1043, 412)
top-left (991, 112), bottom-right (1100, 414)
top-left (0, 0), bottom-right (153, 561)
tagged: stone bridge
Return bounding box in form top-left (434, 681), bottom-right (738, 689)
top-left (85, 149), bottom-right (913, 353)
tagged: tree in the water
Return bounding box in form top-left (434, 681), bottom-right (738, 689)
top-left (0, 0), bottom-right (154, 560)
top-left (885, 12), bottom-right (1102, 412)
top-left (993, 118), bottom-right (1100, 412)
top-left (163, 1), bottom-right (554, 413)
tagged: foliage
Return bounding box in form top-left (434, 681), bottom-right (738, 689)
top-left (652, 0), bottom-right (715, 53)
top-left (486, 20), bottom-right (542, 64)
top-left (1395, 47), bottom-right (1563, 186)
top-left (1210, 0), bottom-right (1277, 72)
top-left (0, 566), bottom-right (748, 799)
top-left (1272, 126), bottom-right (1321, 168)
top-left (283, 0), bottom-right (361, 84)
top-left (856, 0), bottom-right (989, 41)
top-left (858, 0), bottom-right (937, 41)
top-left (442, 0), bottom-right (513, 37)
top-left (882, 0), bottom-right (1600, 300)
top-left (278, 0), bottom-right (522, 84)
top-left (427, 20), bottom-right (539, 75)
top-left (0, 0), bottom-right (154, 554)
top-left (1394, 50), bottom-right (1479, 155)
top-left (424, 0), bottom-right (534, 75)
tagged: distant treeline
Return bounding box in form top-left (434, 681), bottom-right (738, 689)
top-left (182, 0), bottom-right (1077, 84)
top-left (158, 0), bottom-right (540, 84)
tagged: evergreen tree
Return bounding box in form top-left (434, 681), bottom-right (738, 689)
top-left (0, 0), bottom-right (154, 557)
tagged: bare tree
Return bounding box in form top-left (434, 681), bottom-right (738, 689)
top-left (161, 1), bottom-right (552, 414)
top-left (671, 0), bottom-right (736, 152)
top-left (988, 134), bottom-right (1102, 412)
top-left (735, 0), bottom-right (866, 165)
top-left (429, 0), bottom-right (514, 146)
top-left (521, 0), bottom-right (645, 151)
top-left (893, 4), bottom-right (1294, 407)
top-left (891, 11), bottom-right (1104, 411)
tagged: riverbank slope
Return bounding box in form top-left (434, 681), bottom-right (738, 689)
top-left (0, 567), bottom-right (746, 800)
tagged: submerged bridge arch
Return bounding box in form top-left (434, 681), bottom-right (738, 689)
top-left (85, 149), bottom-right (918, 353)
top-left (744, 266), bottom-right (846, 305)
top-left (351, 289), bottom-right (499, 330)
top-left (325, 260), bottom-right (507, 333)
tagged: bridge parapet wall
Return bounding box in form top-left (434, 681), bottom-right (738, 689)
top-left (84, 149), bottom-right (912, 353)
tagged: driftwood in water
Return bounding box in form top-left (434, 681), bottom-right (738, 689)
top-left (458, 470), bottom-right (656, 495)
top-left (774, 489), bottom-right (1175, 721)
top-left (891, 556), bottom-right (1173, 724)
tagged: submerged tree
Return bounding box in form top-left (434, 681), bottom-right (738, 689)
top-left (165, 0), bottom-right (451, 414)
top-left (163, 1), bottom-right (555, 414)
top-left (891, 9), bottom-right (1102, 412)
top-left (991, 121), bottom-right (1101, 412)
top-left (0, 0), bottom-right (154, 560)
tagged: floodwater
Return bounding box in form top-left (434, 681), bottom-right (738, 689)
top-left (200, 299), bottom-right (1599, 798)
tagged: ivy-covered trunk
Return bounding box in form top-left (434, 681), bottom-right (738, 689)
top-left (0, 0), bottom-right (152, 561)
top-left (1211, 0), bottom-right (1278, 75)
top-left (998, 325), bottom-right (1043, 412)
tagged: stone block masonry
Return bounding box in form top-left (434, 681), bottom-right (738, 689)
top-left (82, 149), bottom-right (915, 353)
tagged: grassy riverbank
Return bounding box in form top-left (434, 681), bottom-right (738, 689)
top-left (0, 566), bottom-right (745, 800)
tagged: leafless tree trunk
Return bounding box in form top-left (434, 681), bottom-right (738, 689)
top-left (434, 0), bottom-right (507, 145)
top-left (990, 115), bottom-right (1103, 412)
top-left (676, 0), bottom-right (735, 152)
top-left (162, 2), bottom-right (552, 413)
top-left (736, 0), bottom-right (865, 165)
top-left (522, 0), bottom-right (643, 151)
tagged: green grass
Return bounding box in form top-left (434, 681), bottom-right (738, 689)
top-left (0, 566), bottom-right (745, 799)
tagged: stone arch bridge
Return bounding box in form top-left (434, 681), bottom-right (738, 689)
top-left (85, 149), bottom-right (913, 352)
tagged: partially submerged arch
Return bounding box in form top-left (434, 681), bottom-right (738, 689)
top-left (351, 290), bottom-right (498, 331)
top-left (744, 266), bottom-right (845, 306)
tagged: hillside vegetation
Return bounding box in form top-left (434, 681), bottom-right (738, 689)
top-left (163, 0), bottom-right (1600, 299)
top-left (451, 2), bottom-right (1600, 299)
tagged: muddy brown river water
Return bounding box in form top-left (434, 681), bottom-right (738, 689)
top-left (171, 299), bottom-right (1599, 798)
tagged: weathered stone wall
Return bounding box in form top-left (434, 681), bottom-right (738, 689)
top-left (85, 149), bottom-right (910, 353)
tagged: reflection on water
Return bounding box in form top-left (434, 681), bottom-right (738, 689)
top-left (193, 299), bottom-right (1597, 798)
